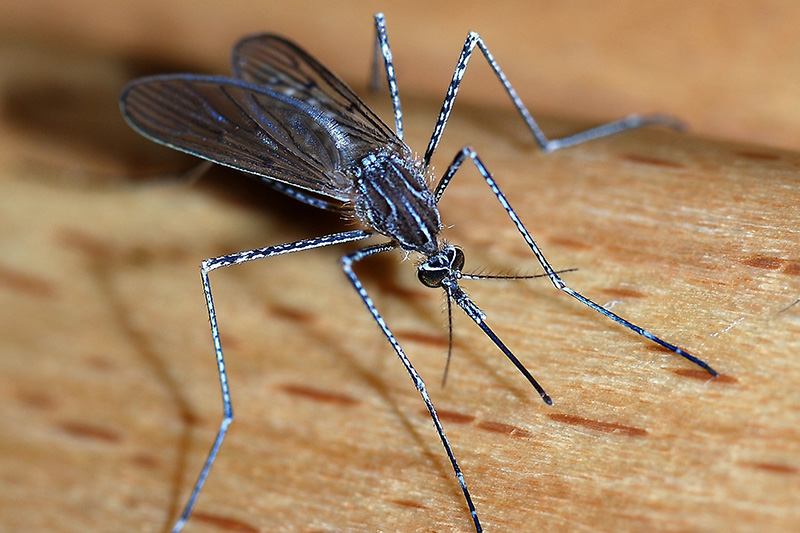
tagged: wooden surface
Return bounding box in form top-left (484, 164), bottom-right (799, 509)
top-left (2, 2), bottom-right (800, 532)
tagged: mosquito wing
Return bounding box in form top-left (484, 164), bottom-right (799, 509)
top-left (231, 34), bottom-right (403, 163)
top-left (120, 74), bottom-right (368, 203)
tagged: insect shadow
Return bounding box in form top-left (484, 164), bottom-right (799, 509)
top-left (120, 12), bottom-right (717, 532)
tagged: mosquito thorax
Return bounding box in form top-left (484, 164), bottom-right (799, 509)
top-left (417, 246), bottom-right (465, 288)
top-left (353, 148), bottom-right (441, 255)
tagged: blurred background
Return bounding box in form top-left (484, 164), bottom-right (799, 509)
top-left (3, 0), bottom-right (800, 181)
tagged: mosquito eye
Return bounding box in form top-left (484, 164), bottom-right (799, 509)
top-left (452, 247), bottom-right (465, 272)
top-left (418, 266), bottom-right (447, 288)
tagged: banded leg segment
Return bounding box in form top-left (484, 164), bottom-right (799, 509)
top-left (370, 12), bottom-right (683, 165)
top-left (340, 243), bottom-right (483, 532)
top-left (371, 13), bottom-right (405, 139)
top-left (172, 230), bottom-right (371, 533)
top-left (434, 146), bottom-right (718, 377)
top-left (423, 32), bottom-right (684, 163)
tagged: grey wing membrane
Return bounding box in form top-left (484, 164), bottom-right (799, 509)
top-left (231, 34), bottom-right (404, 162)
top-left (120, 75), bottom-right (356, 204)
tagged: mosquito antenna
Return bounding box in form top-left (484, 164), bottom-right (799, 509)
top-left (441, 293), bottom-right (455, 387)
top-left (461, 267), bottom-right (578, 281)
top-left (778, 297), bottom-right (800, 314)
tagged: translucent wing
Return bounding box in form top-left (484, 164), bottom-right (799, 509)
top-left (231, 34), bottom-right (402, 162)
top-left (120, 74), bottom-right (360, 203)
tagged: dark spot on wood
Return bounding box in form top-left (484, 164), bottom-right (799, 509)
top-left (86, 354), bottom-right (116, 371)
top-left (549, 413), bottom-right (648, 437)
top-left (646, 343), bottom-right (674, 355)
top-left (279, 384), bottom-right (359, 406)
top-left (180, 410), bottom-right (201, 426)
top-left (17, 390), bottom-right (56, 410)
top-left (134, 243), bottom-right (193, 265)
top-left (218, 331), bottom-right (243, 351)
top-left (131, 453), bottom-right (161, 469)
top-left (476, 420), bottom-right (532, 438)
top-left (781, 261), bottom-right (800, 276)
top-left (622, 154), bottom-right (685, 168)
top-left (673, 368), bottom-right (737, 383)
top-left (126, 245), bottom-right (155, 267)
top-left (268, 304), bottom-right (314, 323)
top-left (547, 237), bottom-right (592, 251)
top-left (0, 264), bottom-right (57, 298)
top-left (58, 421), bottom-right (121, 442)
top-left (59, 229), bottom-right (113, 259)
top-left (394, 330), bottom-right (448, 348)
top-left (734, 150), bottom-right (780, 161)
top-left (431, 409), bottom-right (475, 424)
top-left (598, 287), bottom-right (645, 299)
top-left (391, 499), bottom-right (428, 509)
top-left (741, 256), bottom-right (784, 270)
top-left (742, 461), bottom-right (798, 475)
top-left (194, 511), bottom-right (259, 532)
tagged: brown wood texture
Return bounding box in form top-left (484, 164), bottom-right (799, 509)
top-left (1, 2), bottom-right (800, 532)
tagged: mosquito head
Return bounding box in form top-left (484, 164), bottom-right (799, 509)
top-left (417, 245), bottom-right (465, 288)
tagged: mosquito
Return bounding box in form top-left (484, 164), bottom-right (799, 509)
top-left (120, 12), bottom-right (717, 532)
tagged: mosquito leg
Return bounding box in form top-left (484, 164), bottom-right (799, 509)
top-left (370, 12), bottom-right (404, 139)
top-left (171, 230), bottom-right (371, 533)
top-left (434, 146), bottom-right (718, 376)
top-left (340, 242), bottom-right (482, 532)
top-left (423, 31), bottom-right (684, 166)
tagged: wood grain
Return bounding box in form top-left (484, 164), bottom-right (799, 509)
top-left (1, 2), bottom-right (799, 533)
